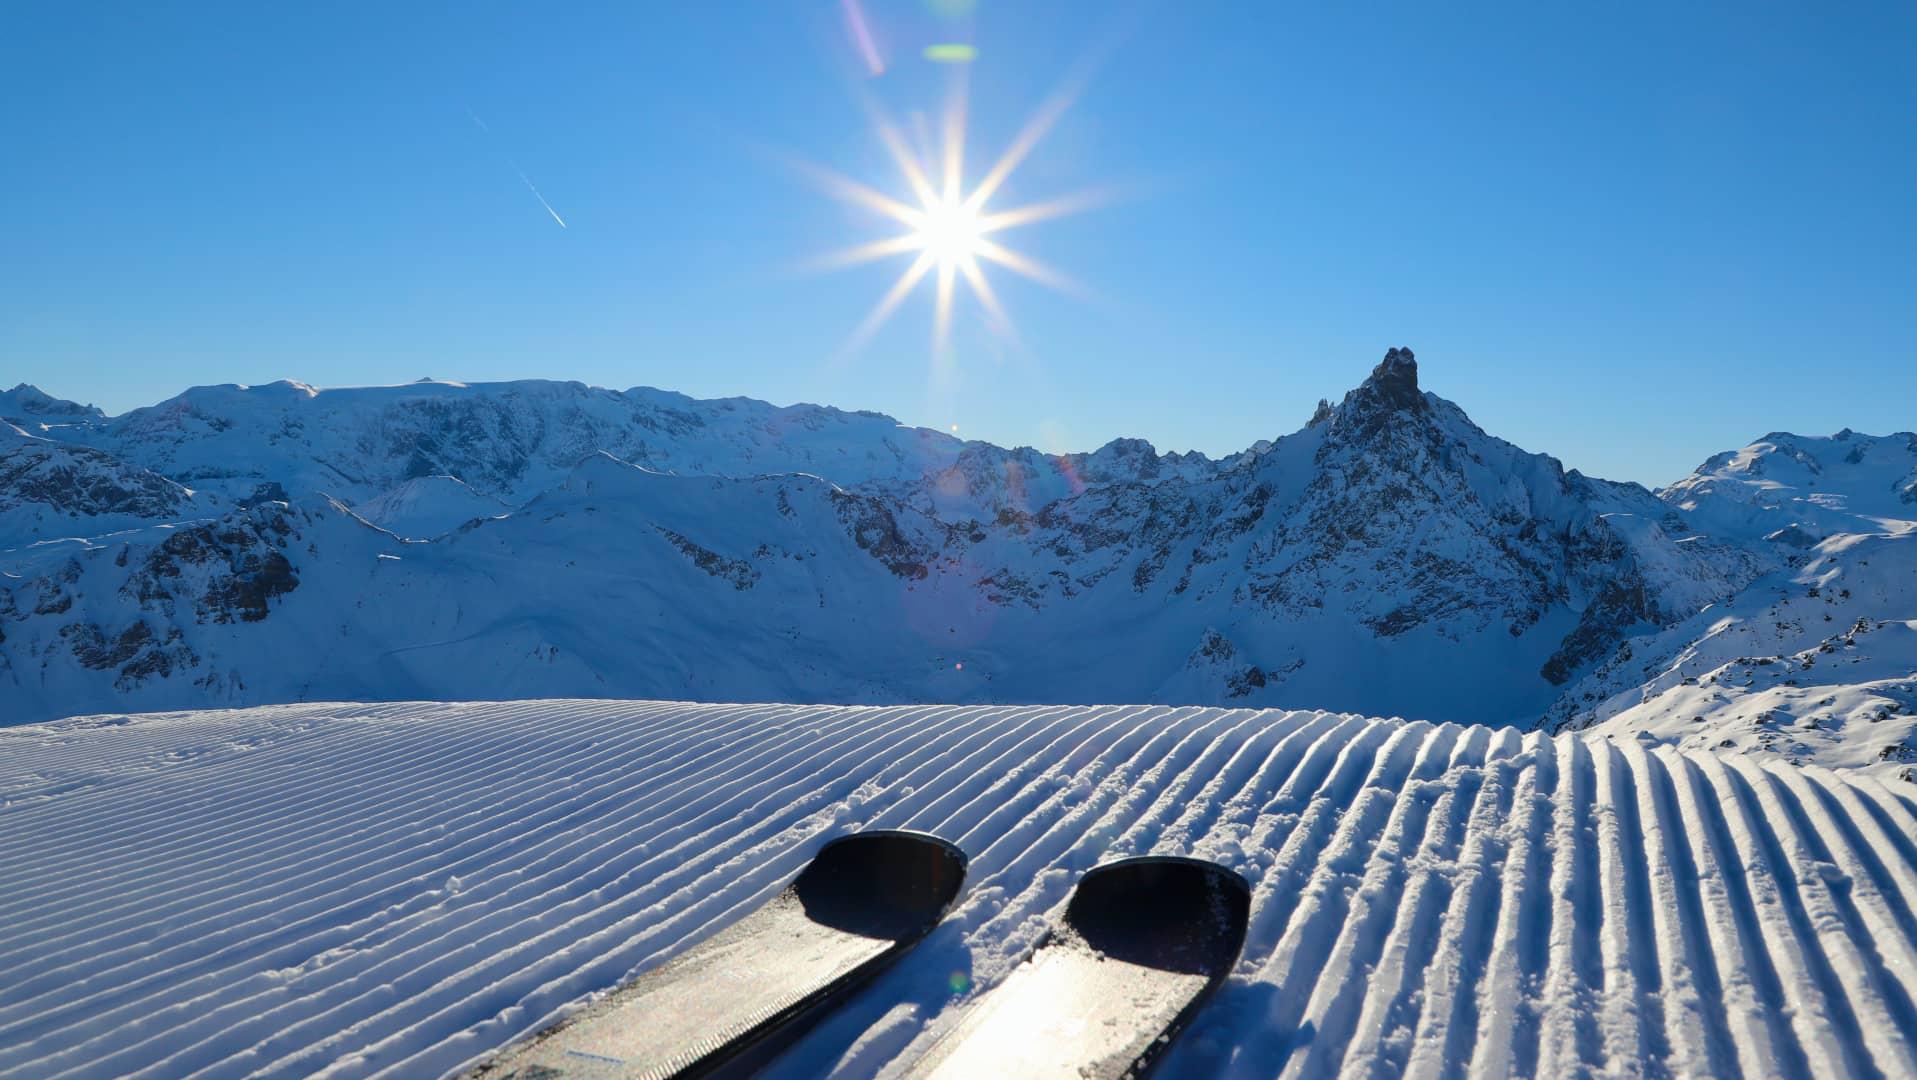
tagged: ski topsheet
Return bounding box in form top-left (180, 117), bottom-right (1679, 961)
top-left (473, 830), bottom-right (967, 1079)
top-left (903, 856), bottom-right (1250, 1079)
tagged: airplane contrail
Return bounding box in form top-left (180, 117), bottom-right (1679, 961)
top-left (509, 163), bottom-right (567, 229)
top-left (467, 108), bottom-right (567, 229)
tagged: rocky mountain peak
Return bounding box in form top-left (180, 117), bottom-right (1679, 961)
top-left (1362, 346), bottom-right (1423, 411)
top-left (1317, 346), bottom-right (1433, 450)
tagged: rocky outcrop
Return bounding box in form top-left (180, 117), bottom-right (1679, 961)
top-left (0, 440), bottom-right (203, 549)
top-left (655, 527), bottom-right (759, 590)
top-left (120, 505), bottom-right (301, 623)
top-left (830, 490), bottom-right (939, 580)
top-left (1, 441), bottom-right (191, 520)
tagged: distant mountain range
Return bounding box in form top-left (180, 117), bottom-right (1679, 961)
top-left (4, 351), bottom-right (1912, 780)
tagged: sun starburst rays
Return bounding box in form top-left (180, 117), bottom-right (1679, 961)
top-left (798, 81), bottom-right (1099, 362)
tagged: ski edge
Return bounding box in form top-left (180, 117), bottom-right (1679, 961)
top-left (463, 829), bottom-right (969, 1080)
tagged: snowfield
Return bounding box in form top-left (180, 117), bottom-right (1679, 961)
top-left (4, 700), bottom-right (1914, 1078)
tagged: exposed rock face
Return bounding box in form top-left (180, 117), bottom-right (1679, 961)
top-left (1, 501), bottom-right (312, 701)
top-left (1540, 575), bottom-right (1657, 685)
top-left (1349, 346), bottom-right (1426, 417)
top-left (830, 490), bottom-right (939, 580)
top-left (0, 440), bottom-right (204, 549)
top-left (1, 442), bottom-right (188, 520)
top-left (119, 504), bottom-right (301, 624)
top-left (656, 527), bottom-right (759, 590)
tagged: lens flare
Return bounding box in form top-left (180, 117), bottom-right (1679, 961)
top-left (794, 76), bottom-right (1102, 361)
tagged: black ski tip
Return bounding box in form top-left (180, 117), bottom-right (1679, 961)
top-left (1063, 856), bottom-right (1251, 975)
top-left (793, 830), bottom-right (969, 941)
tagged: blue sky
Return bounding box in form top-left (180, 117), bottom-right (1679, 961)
top-left (3, 1), bottom-right (1912, 486)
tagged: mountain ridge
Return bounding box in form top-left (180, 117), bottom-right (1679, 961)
top-left (2, 349), bottom-right (1910, 780)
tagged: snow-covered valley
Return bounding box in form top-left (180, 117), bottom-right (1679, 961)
top-left (3, 350), bottom-right (1914, 781)
top-left (4, 699), bottom-right (1915, 1078)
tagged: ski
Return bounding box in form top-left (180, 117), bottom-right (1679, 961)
top-left (903, 856), bottom-right (1250, 1079)
top-left (471, 830), bottom-right (968, 1079)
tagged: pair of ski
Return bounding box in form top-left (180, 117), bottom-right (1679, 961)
top-left (471, 830), bottom-right (1250, 1079)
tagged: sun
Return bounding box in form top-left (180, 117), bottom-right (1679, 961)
top-left (791, 76), bottom-right (1105, 361)
top-left (915, 197), bottom-right (984, 268)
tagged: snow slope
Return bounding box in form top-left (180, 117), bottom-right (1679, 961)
top-left (351, 475), bottom-right (508, 539)
top-left (1661, 428), bottom-right (1917, 541)
top-left (1539, 431), bottom-right (1917, 782)
top-left (0, 383), bottom-right (107, 435)
top-left (3, 700), bottom-right (1914, 1079)
top-left (1549, 530), bottom-right (1917, 783)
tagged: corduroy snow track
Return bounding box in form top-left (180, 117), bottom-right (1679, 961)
top-left (2, 700), bottom-right (1915, 1078)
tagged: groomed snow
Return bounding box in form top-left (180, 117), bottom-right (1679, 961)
top-left (3, 700), bottom-right (1914, 1078)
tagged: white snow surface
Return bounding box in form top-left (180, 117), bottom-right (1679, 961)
top-left (4, 699), bottom-right (1915, 1079)
top-left (1660, 428), bottom-right (1917, 541)
top-left (351, 475), bottom-right (508, 539)
top-left (1551, 530), bottom-right (1917, 782)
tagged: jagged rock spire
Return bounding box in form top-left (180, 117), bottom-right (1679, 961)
top-left (1319, 347), bottom-right (1428, 444)
top-left (1366, 347), bottom-right (1422, 411)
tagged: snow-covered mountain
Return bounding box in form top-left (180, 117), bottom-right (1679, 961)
top-left (0, 382), bottom-right (107, 434)
top-left (2, 350), bottom-right (1909, 782)
top-left (1550, 531), bottom-right (1917, 775)
top-left (1661, 427), bottom-right (1917, 541)
top-left (1547, 435), bottom-right (1917, 781)
top-left (0, 429), bottom-right (216, 550)
top-left (37, 376), bottom-right (1207, 523)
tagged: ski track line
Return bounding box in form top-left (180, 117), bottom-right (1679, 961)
top-left (1467, 733), bottom-right (1557, 1080)
top-left (1282, 724), bottom-right (1455, 1080)
top-left (0, 701), bottom-right (809, 1041)
top-left (1728, 756), bottom-right (1917, 1077)
top-left (1664, 750), bottom-right (1803, 1078)
top-left (1534, 735), bottom-right (1602, 1079)
top-left (1592, 739), bottom-right (1665, 1076)
top-left (1399, 742), bottom-right (1520, 1080)
top-left (0, 701), bottom-right (724, 981)
top-left (1310, 724), bottom-right (1468, 1080)
top-left (3, 701), bottom-right (1915, 1079)
top-left (1626, 742), bottom-right (1733, 1078)
top-left (2, 701), bottom-right (715, 939)
top-left (1239, 720), bottom-right (1435, 1073)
